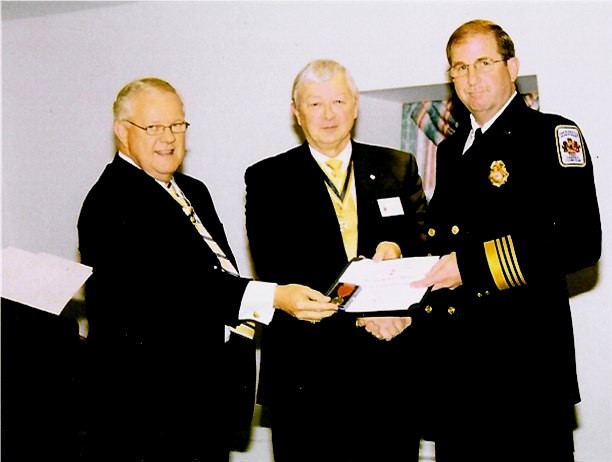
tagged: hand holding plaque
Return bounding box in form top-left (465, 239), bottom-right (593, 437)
top-left (326, 255), bottom-right (439, 316)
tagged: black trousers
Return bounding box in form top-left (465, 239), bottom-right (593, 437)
top-left (433, 404), bottom-right (576, 462)
top-left (268, 387), bottom-right (421, 462)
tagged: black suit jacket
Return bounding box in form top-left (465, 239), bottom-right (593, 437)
top-left (245, 140), bottom-right (427, 405)
top-left (78, 155), bottom-right (255, 458)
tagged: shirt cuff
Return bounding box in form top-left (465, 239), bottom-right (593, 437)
top-left (239, 280), bottom-right (276, 325)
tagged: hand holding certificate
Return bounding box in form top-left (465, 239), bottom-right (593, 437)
top-left (327, 255), bottom-right (439, 316)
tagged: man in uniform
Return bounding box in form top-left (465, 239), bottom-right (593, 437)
top-left (412, 19), bottom-right (601, 462)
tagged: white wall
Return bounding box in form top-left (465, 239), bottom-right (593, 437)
top-left (2, 2), bottom-right (611, 460)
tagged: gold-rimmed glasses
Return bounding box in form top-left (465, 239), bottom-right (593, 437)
top-left (124, 120), bottom-right (190, 136)
top-left (449, 58), bottom-right (506, 79)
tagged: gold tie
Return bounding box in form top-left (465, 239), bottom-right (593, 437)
top-left (166, 180), bottom-right (255, 339)
top-left (325, 159), bottom-right (358, 259)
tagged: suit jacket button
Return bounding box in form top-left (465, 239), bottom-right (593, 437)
top-left (448, 306), bottom-right (456, 315)
top-left (427, 228), bottom-right (436, 237)
top-left (425, 305), bottom-right (433, 314)
top-left (451, 225), bottom-right (460, 235)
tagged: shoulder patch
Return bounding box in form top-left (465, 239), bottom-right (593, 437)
top-left (556, 125), bottom-right (586, 167)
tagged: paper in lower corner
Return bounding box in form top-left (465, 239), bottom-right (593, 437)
top-left (1, 247), bottom-right (92, 315)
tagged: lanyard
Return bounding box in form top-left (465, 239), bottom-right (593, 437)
top-left (323, 161), bottom-right (353, 202)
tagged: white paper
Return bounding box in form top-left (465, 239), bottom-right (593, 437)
top-left (1, 247), bottom-right (93, 315)
top-left (336, 255), bottom-right (439, 313)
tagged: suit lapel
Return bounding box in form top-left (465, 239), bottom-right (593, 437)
top-left (295, 142), bottom-right (343, 209)
top-left (351, 142), bottom-right (373, 196)
top-left (293, 143), bottom-right (352, 258)
top-left (351, 142), bottom-right (379, 228)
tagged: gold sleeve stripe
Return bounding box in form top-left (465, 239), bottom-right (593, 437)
top-left (484, 235), bottom-right (527, 290)
top-left (498, 236), bottom-right (521, 287)
top-left (484, 239), bottom-right (510, 290)
top-left (504, 235), bottom-right (527, 286)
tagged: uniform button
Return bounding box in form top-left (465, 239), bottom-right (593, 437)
top-left (448, 306), bottom-right (456, 315)
top-left (484, 290), bottom-right (490, 296)
top-left (425, 305), bottom-right (433, 314)
top-left (427, 228), bottom-right (436, 237)
top-left (253, 311), bottom-right (260, 319)
top-left (213, 265), bottom-right (219, 270)
top-left (451, 225), bottom-right (459, 235)
top-left (477, 292), bottom-right (482, 298)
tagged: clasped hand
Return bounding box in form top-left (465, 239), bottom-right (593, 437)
top-left (356, 316), bottom-right (412, 341)
top-left (356, 241), bottom-right (412, 341)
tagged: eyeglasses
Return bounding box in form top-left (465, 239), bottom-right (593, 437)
top-left (124, 120), bottom-right (190, 136)
top-left (448, 58), bottom-right (506, 79)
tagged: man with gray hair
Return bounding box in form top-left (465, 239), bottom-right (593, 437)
top-left (245, 60), bottom-right (428, 461)
top-left (78, 77), bottom-right (338, 462)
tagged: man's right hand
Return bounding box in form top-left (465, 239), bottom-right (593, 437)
top-left (410, 251), bottom-right (462, 291)
top-left (274, 284), bottom-right (338, 322)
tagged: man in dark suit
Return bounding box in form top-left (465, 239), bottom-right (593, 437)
top-left (411, 20), bottom-right (602, 461)
top-left (245, 60), bottom-right (428, 462)
top-left (77, 77), bottom-right (338, 462)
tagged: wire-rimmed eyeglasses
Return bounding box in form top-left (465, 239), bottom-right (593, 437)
top-left (448, 58), bottom-right (506, 79)
top-left (124, 120), bottom-right (190, 136)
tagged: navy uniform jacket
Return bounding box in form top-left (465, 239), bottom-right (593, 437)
top-left (420, 95), bottom-right (601, 440)
top-left (244, 141), bottom-right (427, 438)
top-left (78, 155), bottom-right (255, 459)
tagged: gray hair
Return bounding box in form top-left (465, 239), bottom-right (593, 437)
top-left (113, 77), bottom-right (183, 121)
top-left (291, 59), bottom-right (359, 107)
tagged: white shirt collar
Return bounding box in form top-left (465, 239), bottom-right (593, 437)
top-left (117, 151), bottom-right (139, 169)
top-left (309, 142), bottom-right (352, 171)
top-left (117, 151), bottom-right (171, 188)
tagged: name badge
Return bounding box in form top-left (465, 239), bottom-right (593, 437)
top-left (377, 197), bottom-right (404, 217)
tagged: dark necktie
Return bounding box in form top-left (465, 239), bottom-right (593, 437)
top-left (464, 128), bottom-right (482, 155)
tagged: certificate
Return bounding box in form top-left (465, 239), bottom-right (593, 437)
top-left (327, 255), bottom-right (439, 316)
top-left (2, 246), bottom-right (93, 315)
